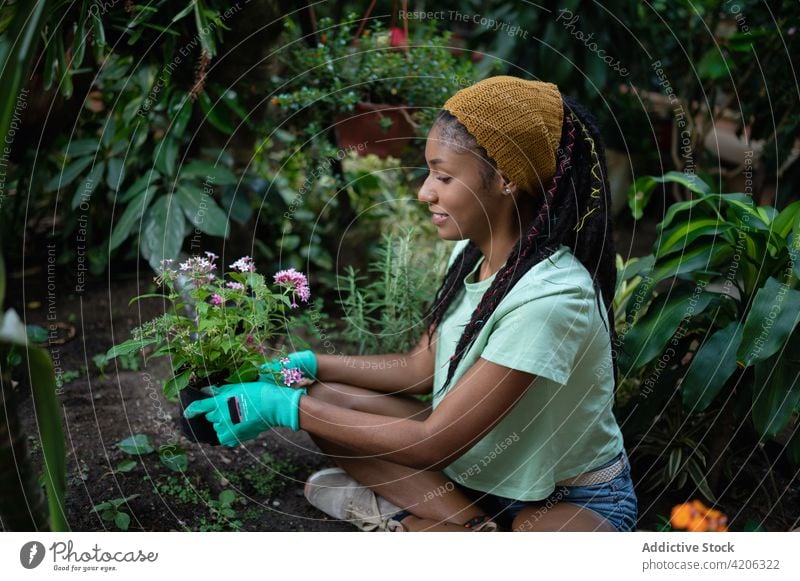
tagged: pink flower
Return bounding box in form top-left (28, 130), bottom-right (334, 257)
top-left (226, 281), bottom-right (245, 290)
top-left (273, 268), bottom-right (311, 306)
top-left (210, 294), bottom-right (223, 306)
top-left (230, 256), bottom-right (256, 273)
top-left (281, 367), bottom-right (305, 386)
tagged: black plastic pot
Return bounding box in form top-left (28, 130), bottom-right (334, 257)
top-left (178, 385), bottom-right (221, 446)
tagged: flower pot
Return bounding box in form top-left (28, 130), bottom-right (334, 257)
top-left (178, 385), bottom-right (221, 446)
top-left (334, 101), bottom-right (418, 159)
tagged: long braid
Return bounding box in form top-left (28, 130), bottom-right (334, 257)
top-left (425, 95), bottom-right (619, 397)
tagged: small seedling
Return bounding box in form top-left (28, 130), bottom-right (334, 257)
top-left (91, 494), bottom-right (140, 530)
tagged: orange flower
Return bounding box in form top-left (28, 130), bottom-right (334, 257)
top-left (320, 33), bottom-right (327, 43)
top-left (687, 516), bottom-right (709, 532)
top-left (669, 500), bottom-right (728, 532)
top-left (670, 504), bottom-right (693, 529)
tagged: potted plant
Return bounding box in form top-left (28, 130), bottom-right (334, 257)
top-left (104, 252), bottom-right (313, 445)
top-left (270, 14), bottom-right (487, 158)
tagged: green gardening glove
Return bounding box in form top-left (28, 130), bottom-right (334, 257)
top-left (183, 380), bottom-right (307, 447)
top-left (259, 350), bottom-right (317, 385)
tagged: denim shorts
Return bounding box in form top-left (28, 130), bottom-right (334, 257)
top-left (453, 449), bottom-right (638, 532)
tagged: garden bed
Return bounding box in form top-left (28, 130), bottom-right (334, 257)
top-left (11, 230), bottom-right (799, 531)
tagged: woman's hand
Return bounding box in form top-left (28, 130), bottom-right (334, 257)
top-left (258, 350), bottom-right (318, 386)
top-left (184, 379), bottom-right (307, 447)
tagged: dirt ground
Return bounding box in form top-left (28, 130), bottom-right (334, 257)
top-left (8, 216), bottom-right (799, 532)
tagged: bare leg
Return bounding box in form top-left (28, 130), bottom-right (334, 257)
top-left (305, 381), bottom-right (491, 530)
top-left (512, 503), bottom-right (617, 532)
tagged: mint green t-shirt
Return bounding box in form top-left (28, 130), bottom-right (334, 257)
top-left (433, 239), bottom-right (624, 501)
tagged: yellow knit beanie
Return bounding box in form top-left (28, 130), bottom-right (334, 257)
top-left (442, 75), bottom-right (564, 194)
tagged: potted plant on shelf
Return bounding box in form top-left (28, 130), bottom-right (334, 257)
top-left (104, 252), bottom-right (313, 445)
top-left (271, 14), bottom-right (488, 158)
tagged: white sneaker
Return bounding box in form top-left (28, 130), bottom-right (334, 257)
top-left (303, 467), bottom-right (407, 532)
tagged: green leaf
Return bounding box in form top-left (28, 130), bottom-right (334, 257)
top-left (179, 160), bottom-right (237, 185)
top-left (659, 197), bottom-right (711, 232)
top-left (171, 2), bottom-right (196, 23)
top-left (698, 49), bottom-right (729, 80)
top-left (71, 160), bottom-right (105, 209)
top-left (751, 331), bottom-right (800, 439)
top-left (65, 138), bottom-right (100, 157)
top-left (117, 434), bottom-right (155, 455)
top-left (44, 156), bottom-right (93, 192)
top-left (120, 169), bottom-right (160, 203)
top-left (105, 338), bottom-right (155, 359)
top-left (154, 137), bottom-right (178, 177)
top-left (117, 459), bottom-right (137, 473)
top-left (681, 321), bottom-right (743, 412)
top-left (171, 98), bottom-right (193, 136)
top-left (29, 346), bottom-right (68, 532)
top-left (666, 448), bottom-right (682, 483)
top-left (163, 369), bottom-right (191, 400)
top-left (114, 511), bottom-right (131, 530)
top-left (655, 219), bottom-right (728, 259)
top-left (176, 182), bottom-right (230, 238)
top-left (197, 91), bottom-right (234, 133)
top-left (773, 200), bottom-right (800, 239)
top-left (650, 242), bottom-right (734, 284)
top-left (109, 188), bottom-right (153, 251)
top-left (654, 171), bottom-right (711, 196)
top-left (218, 489), bottom-right (236, 506)
top-left (106, 158), bottom-right (125, 191)
top-left (619, 290), bottom-right (714, 374)
top-left (26, 324), bottom-right (48, 343)
top-left (686, 458), bottom-right (716, 503)
top-left (158, 444), bottom-right (188, 472)
top-left (630, 171), bottom-right (713, 223)
top-left (627, 176), bottom-right (656, 220)
top-left (737, 277), bottom-right (800, 367)
top-left (225, 365), bottom-right (259, 384)
top-left (140, 194), bottom-right (186, 271)
top-left (221, 188), bottom-right (253, 225)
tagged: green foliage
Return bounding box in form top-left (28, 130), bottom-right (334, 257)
top-left (220, 452), bottom-right (297, 498)
top-left (115, 434), bottom-right (187, 474)
top-left (104, 254), bottom-right (312, 399)
top-left (336, 227), bottom-right (448, 354)
top-left (272, 14), bottom-right (487, 142)
top-left (197, 490), bottom-right (242, 532)
top-left (91, 494), bottom-right (140, 531)
top-left (616, 172), bottom-right (800, 499)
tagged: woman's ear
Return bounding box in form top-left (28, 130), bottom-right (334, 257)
top-left (498, 172), bottom-right (517, 196)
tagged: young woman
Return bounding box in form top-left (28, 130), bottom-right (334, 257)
top-left (185, 75), bottom-right (638, 532)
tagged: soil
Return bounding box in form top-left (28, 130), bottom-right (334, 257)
top-left (12, 271), bottom-right (352, 532)
top-left (7, 216), bottom-right (799, 532)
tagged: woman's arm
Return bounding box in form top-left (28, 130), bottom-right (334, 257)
top-left (313, 325), bottom-right (437, 395)
top-left (298, 357), bottom-right (535, 470)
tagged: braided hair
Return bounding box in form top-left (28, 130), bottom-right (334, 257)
top-left (426, 95), bottom-right (619, 398)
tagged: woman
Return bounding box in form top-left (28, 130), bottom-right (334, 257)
top-left (185, 75), bottom-right (638, 532)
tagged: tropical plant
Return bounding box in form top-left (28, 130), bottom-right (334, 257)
top-left (0, 0), bottom-right (67, 532)
top-left (0, 305), bottom-right (66, 532)
top-left (104, 253), bottom-right (314, 400)
top-left (615, 171), bottom-right (800, 499)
